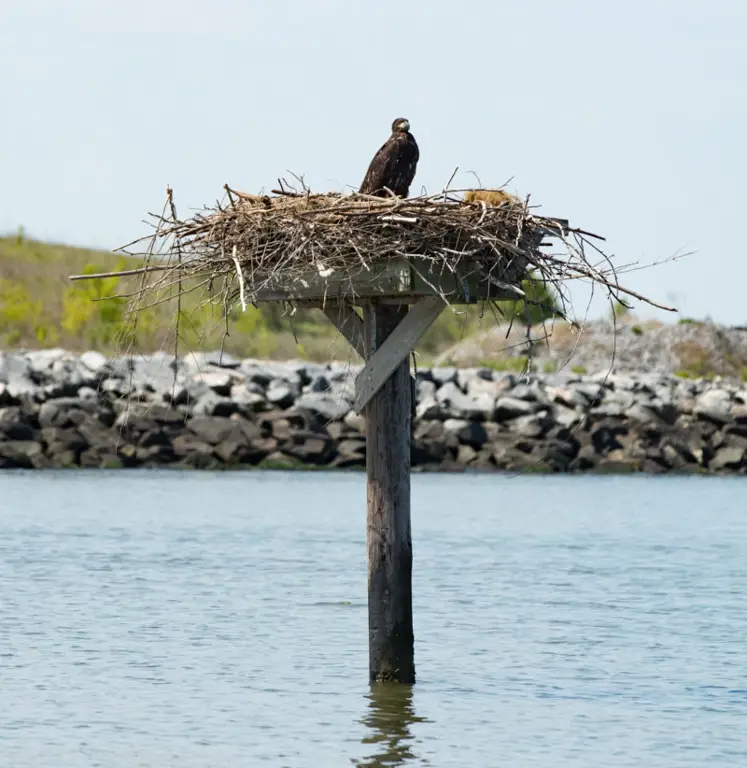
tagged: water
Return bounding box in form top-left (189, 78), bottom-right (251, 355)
top-left (1, 470), bottom-right (746, 767)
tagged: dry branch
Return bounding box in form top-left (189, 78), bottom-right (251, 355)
top-left (72, 182), bottom-right (676, 328)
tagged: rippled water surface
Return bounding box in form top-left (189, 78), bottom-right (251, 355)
top-left (1, 470), bottom-right (746, 767)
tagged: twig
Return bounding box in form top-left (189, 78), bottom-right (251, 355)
top-left (232, 244), bottom-right (247, 312)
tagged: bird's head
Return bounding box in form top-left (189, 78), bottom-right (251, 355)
top-left (391, 117), bottom-right (410, 133)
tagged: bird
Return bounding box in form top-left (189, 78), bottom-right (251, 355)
top-left (359, 117), bottom-right (419, 198)
top-left (463, 189), bottom-right (520, 206)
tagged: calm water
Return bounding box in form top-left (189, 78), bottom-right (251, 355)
top-left (1, 470), bottom-right (746, 767)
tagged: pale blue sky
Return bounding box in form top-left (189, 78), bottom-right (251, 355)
top-left (2, 0), bottom-right (745, 323)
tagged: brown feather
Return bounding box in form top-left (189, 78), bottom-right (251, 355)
top-left (359, 124), bottom-right (419, 198)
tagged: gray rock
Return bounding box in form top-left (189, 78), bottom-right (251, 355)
top-left (26, 348), bottom-right (68, 375)
top-left (79, 351), bottom-right (109, 373)
top-left (443, 418), bottom-right (470, 436)
top-left (508, 413), bottom-right (550, 438)
top-left (343, 410), bottom-right (366, 432)
top-left (0, 351), bottom-right (30, 382)
top-left (436, 381), bottom-right (494, 421)
top-left (0, 383), bottom-right (16, 407)
top-left (494, 396), bottom-right (539, 420)
top-left (6, 375), bottom-right (38, 400)
top-left (455, 421), bottom-right (489, 449)
top-left (0, 440), bottom-right (45, 469)
top-left (295, 393), bottom-right (352, 422)
top-left (431, 367), bottom-right (458, 385)
top-left (189, 370), bottom-right (235, 396)
top-left (192, 391), bottom-right (240, 417)
top-left (38, 398), bottom-right (104, 429)
top-left (553, 404), bottom-right (583, 428)
top-left (415, 379), bottom-right (437, 401)
top-left (709, 445), bottom-right (745, 471)
top-left (77, 386), bottom-right (98, 401)
top-left (547, 386), bottom-right (595, 409)
top-left (266, 380), bottom-right (296, 409)
top-left (416, 397), bottom-right (445, 421)
top-left (310, 375), bottom-right (331, 393)
top-left (187, 416), bottom-right (247, 445)
top-left (694, 389), bottom-right (732, 425)
top-left (185, 350), bottom-right (241, 369)
top-left (229, 384), bottom-right (268, 412)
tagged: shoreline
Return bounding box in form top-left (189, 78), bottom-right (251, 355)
top-left (1, 349), bottom-right (747, 474)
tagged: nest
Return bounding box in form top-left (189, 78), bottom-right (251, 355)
top-left (73, 181), bottom-right (675, 335)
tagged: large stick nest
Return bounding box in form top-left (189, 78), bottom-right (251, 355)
top-left (75, 181), bottom-right (675, 328)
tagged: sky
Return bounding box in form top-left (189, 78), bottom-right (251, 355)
top-left (2, 0), bottom-right (745, 324)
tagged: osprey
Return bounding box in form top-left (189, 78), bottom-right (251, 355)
top-left (359, 117), bottom-right (419, 198)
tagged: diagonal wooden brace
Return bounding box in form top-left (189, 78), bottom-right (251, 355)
top-left (321, 304), bottom-right (366, 358)
top-left (354, 296), bottom-right (445, 413)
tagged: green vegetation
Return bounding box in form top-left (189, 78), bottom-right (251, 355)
top-left (571, 364), bottom-right (587, 374)
top-left (477, 355), bottom-right (530, 373)
top-left (0, 232), bottom-right (563, 361)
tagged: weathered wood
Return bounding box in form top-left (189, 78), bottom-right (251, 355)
top-left (250, 257), bottom-right (530, 305)
top-left (354, 297), bottom-right (444, 413)
top-left (365, 302), bottom-right (415, 683)
top-left (320, 304), bottom-right (365, 358)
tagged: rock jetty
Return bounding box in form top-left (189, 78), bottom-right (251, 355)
top-left (2, 349), bottom-right (747, 473)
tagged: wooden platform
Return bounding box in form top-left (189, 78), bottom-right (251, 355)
top-left (250, 256), bottom-right (528, 307)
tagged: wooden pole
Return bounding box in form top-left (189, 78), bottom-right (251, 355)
top-left (364, 301), bottom-right (415, 684)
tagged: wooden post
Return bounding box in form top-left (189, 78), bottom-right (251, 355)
top-left (364, 301), bottom-right (415, 684)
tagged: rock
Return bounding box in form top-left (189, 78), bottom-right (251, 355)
top-left (343, 410), bottom-right (365, 432)
top-left (295, 393), bottom-right (352, 422)
top-left (694, 389), bottom-right (732, 425)
top-left (494, 396), bottom-right (539, 421)
top-left (0, 351), bottom-right (30, 381)
top-left (416, 379), bottom-right (437, 401)
top-left (547, 386), bottom-right (594, 409)
top-left (310, 375), bottom-right (331, 393)
top-left (412, 394), bottom-right (437, 420)
top-left (0, 383), bottom-right (16, 407)
top-left (0, 440), bottom-right (45, 469)
top-left (6, 375), bottom-right (38, 400)
top-left (508, 413), bottom-right (550, 438)
top-left (0, 407), bottom-right (36, 440)
top-left (192, 392), bottom-right (240, 418)
top-left (38, 398), bottom-right (107, 429)
top-left (431, 367), bottom-right (458, 385)
top-left (187, 416), bottom-right (250, 446)
top-left (731, 404), bottom-right (747, 423)
top-left (709, 445), bottom-right (746, 471)
top-left (214, 433), bottom-right (271, 465)
top-left (456, 444), bottom-right (478, 465)
top-left (41, 426), bottom-right (88, 453)
top-left (171, 433), bottom-right (215, 459)
top-left (335, 438), bottom-right (366, 467)
top-left (281, 433), bottom-right (336, 464)
top-left (79, 351), bottom-right (109, 374)
top-left (436, 382), bottom-right (495, 421)
top-left (189, 370), bottom-right (235, 396)
top-left (187, 351), bottom-right (241, 369)
top-left (266, 380), bottom-right (297, 409)
top-left (445, 420), bottom-right (488, 449)
top-left (553, 404), bottom-right (583, 428)
top-left (229, 384), bottom-right (268, 413)
top-left (590, 422), bottom-right (627, 455)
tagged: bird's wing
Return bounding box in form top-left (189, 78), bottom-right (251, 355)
top-left (360, 135), bottom-right (405, 193)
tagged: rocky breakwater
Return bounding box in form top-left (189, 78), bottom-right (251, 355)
top-left (2, 349), bottom-right (747, 473)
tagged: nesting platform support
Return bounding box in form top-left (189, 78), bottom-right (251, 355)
top-left (322, 297), bottom-right (445, 683)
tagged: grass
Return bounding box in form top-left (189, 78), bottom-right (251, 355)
top-left (1, 231), bottom-right (534, 362)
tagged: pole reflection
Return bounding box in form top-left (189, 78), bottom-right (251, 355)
top-left (352, 682), bottom-right (429, 767)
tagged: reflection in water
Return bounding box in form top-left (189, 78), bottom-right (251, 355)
top-left (353, 683), bottom-right (429, 767)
